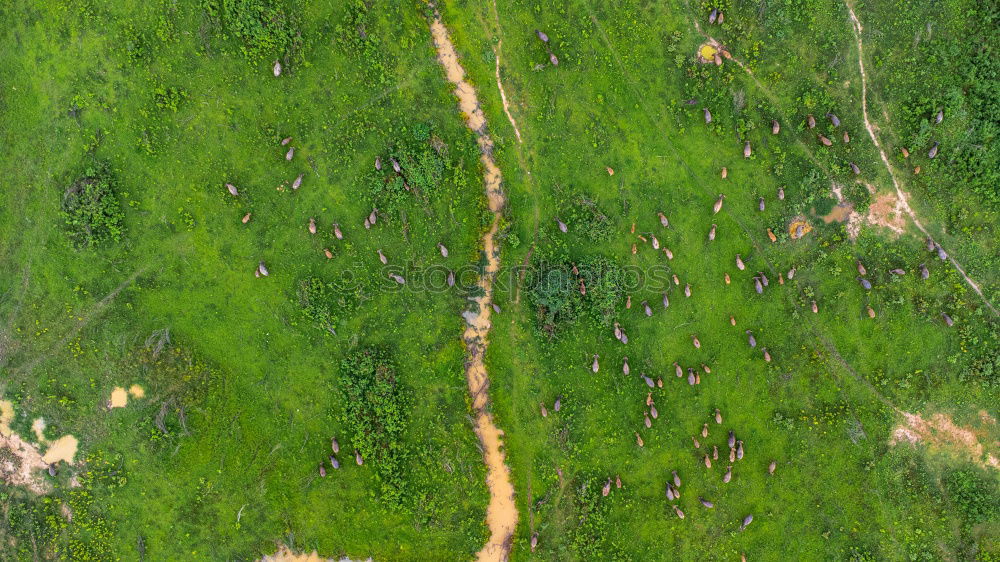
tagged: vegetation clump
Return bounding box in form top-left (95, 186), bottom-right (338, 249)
top-left (338, 348), bottom-right (409, 506)
top-left (204, 0), bottom-right (300, 63)
top-left (528, 257), bottom-right (626, 334)
top-left (61, 162), bottom-right (125, 249)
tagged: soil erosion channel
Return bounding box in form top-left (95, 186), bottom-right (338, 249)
top-left (430, 11), bottom-right (518, 561)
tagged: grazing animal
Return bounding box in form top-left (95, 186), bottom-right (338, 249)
top-left (936, 245), bottom-right (947, 260)
top-left (850, 162), bottom-right (861, 175)
top-left (673, 505), bottom-right (685, 519)
top-left (772, 120), bottom-right (780, 134)
top-left (330, 455), bottom-right (340, 469)
top-left (713, 194), bottom-right (725, 214)
top-left (635, 432), bottom-right (644, 447)
top-left (540, 402), bottom-right (548, 417)
top-left (369, 208), bottom-right (378, 225)
top-left (281, 137), bottom-right (292, 146)
top-left (769, 460), bottom-right (777, 475)
top-left (535, 29), bottom-right (549, 42)
top-left (721, 167), bottom-right (728, 179)
top-left (857, 261), bottom-right (867, 276)
top-left (643, 374), bottom-right (654, 388)
top-left (704, 454), bottom-right (712, 468)
top-left (378, 249), bottom-right (388, 264)
top-left (857, 277), bottom-right (872, 290)
top-left (827, 113), bottom-right (840, 127)
top-left (643, 301), bottom-right (653, 317)
top-left (812, 300), bottom-right (819, 313)
top-left (324, 248), bottom-right (334, 259)
top-left (614, 323), bottom-right (622, 340)
top-left (684, 284), bottom-right (692, 298)
top-left (702, 364), bottom-right (711, 374)
top-left (549, 53), bottom-right (559, 66)
top-left (273, 60), bottom-right (282, 76)
top-left (333, 224), bottom-right (344, 239)
top-left (447, 271), bottom-right (455, 287)
top-left (658, 212), bottom-right (670, 227)
top-left (242, 213), bottom-right (251, 224)
top-left (673, 471), bottom-right (681, 487)
top-left (688, 369), bottom-right (696, 386)
top-left (890, 268), bottom-right (906, 275)
top-left (355, 450), bottom-right (364, 465)
top-left (662, 293), bottom-right (670, 308)
top-left (736, 254), bottom-right (746, 270)
top-left (759, 272), bottom-right (769, 286)
top-left (47, 464), bottom-right (57, 477)
top-left (702, 423), bottom-right (709, 438)
top-left (389, 273), bottom-right (405, 284)
top-left (807, 114), bottom-right (816, 128)
top-left (592, 354), bottom-right (600, 373)
top-left (692, 436), bottom-right (700, 448)
top-left (531, 533), bottom-right (539, 553)
top-left (744, 141), bottom-right (752, 158)
top-left (603, 478), bottom-right (612, 497)
top-left (745, 331), bottom-right (756, 348)
top-left (920, 263), bottom-right (929, 279)
top-left (226, 183), bottom-right (240, 196)
top-left (651, 235), bottom-right (660, 249)
top-left (724, 273), bottom-right (731, 285)
top-left (709, 224), bottom-right (717, 240)
top-left (928, 142), bottom-right (939, 159)
top-left (391, 157), bottom-right (401, 173)
top-left (644, 414), bottom-right (652, 428)
top-left (319, 464), bottom-right (326, 477)
top-left (674, 362), bottom-right (683, 378)
top-left (902, 147), bottom-right (910, 158)
top-left (308, 218), bottom-right (317, 234)
top-left (258, 261), bottom-right (269, 277)
top-left (438, 243), bottom-right (449, 257)
top-left (622, 357), bottom-right (630, 375)
top-left (704, 108), bottom-right (713, 124)
top-left (941, 312), bottom-right (954, 327)
top-left (700, 497), bottom-right (715, 508)
top-left (616, 475), bottom-right (622, 488)
top-left (692, 335), bottom-right (701, 349)
top-left (715, 409), bottom-right (723, 424)
top-left (555, 217), bottom-right (568, 233)
top-left (740, 514), bottom-right (754, 531)
top-left (331, 437), bottom-right (340, 454)
top-left (935, 109), bottom-right (944, 124)
top-left (723, 465), bottom-right (732, 483)
top-left (375, 156), bottom-right (382, 170)
top-left (818, 135), bottom-right (832, 146)
top-left (650, 404), bottom-right (658, 418)
top-left (728, 431), bottom-right (736, 448)
top-left (713, 445), bottom-right (719, 460)
top-left (666, 484), bottom-right (675, 501)
top-left (763, 348), bottom-right (772, 362)
top-left (709, 7), bottom-right (718, 23)
top-left (736, 441), bottom-right (744, 460)
top-left (286, 147), bottom-right (295, 161)
top-left (867, 306), bottom-right (876, 318)
top-left (758, 197), bottom-right (765, 211)
top-left (787, 267), bottom-right (796, 279)
top-left (292, 174), bottom-right (303, 190)
top-left (730, 315), bottom-right (736, 326)
top-left (843, 130), bottom-right (851, 143)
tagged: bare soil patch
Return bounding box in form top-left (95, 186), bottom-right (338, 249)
top-left (890, 410), bottom-right (999, 470)
top-left (867, 192), bottom-right (907, 235)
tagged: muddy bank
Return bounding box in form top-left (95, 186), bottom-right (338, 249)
top-left (430, 13), bottom-right (518, 561)
top-left (890, 410), bottom-right (999, 470)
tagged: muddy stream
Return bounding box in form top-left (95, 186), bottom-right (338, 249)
top-left (430, 11), bottom-right (518, 562)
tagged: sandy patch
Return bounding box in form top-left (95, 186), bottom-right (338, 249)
top-left (890, 411), bottom-right (998, 470)
top-left (110, 387), bottom-right (129, 408)
top-left (129, 384), bottom-right (146, 398)
top-left (697, 41), bottom-right (719, 63)
top-left (823, 204), bottom-right (853, 224)
top-left (0, 400), bottom-right (13, 436)
top-left (1, 432), bottom-right (52, 494)
top-left (431, 14), bottom-right (518, 562)
top-left (32, 418), bottom-right (47, 442)
top-left (42, 435), bottom-right (78, 465)
top-left (867, 193), bottom-right (907, 234)
top-left (259, 545), bottom-right (371, 562)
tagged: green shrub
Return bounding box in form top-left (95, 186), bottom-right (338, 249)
top-left (338, 348), bottom-right (409, 506)
top-left (205, 0), bottom-right (299, 63)
top-left (527, 257), bottom-right (627, 334)
top-left (296, 277), bottom-right (341, 334)
top-left (567, 195), bottom-right (614, 242)
top-left (945, 467), bottom-right (999, 526)
top-left (61, 162), bottom-right (125, 248)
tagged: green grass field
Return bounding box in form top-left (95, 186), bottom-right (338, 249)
top-left (0, 0), bottom-right (997, 560)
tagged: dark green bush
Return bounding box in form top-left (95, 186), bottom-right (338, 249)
top-left (204, 0), bottom-right (299, 63)
top-left (338, 348), bottom-right (409, 506)
top-left (945, 467), bottom-right (999, 526)
top-left (527, 257), bottom-right (626, 334)
top-left (296, 277), bottom-right (341, 334)
top-left (61, 162), bottom-right (125, 248)
top-left (567, 195), bottom-right (614, 242)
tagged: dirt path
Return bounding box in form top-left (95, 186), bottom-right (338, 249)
top-left (429, 12), bottom-right (518, 561)
top-left (492, 39), bottom-right (522, 144)
top-left (845, 2), bottom-right (997, 316)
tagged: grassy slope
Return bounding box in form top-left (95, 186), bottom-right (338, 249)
top-left (0, 0), bottom-right (489, 559)
top-left (441, 0), bottom-right (998, 559)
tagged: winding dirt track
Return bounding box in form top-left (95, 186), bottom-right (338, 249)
top-left (845, 2), bottom-right (997, 316)
top-left (429, 12), bottom-right (518, 561)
